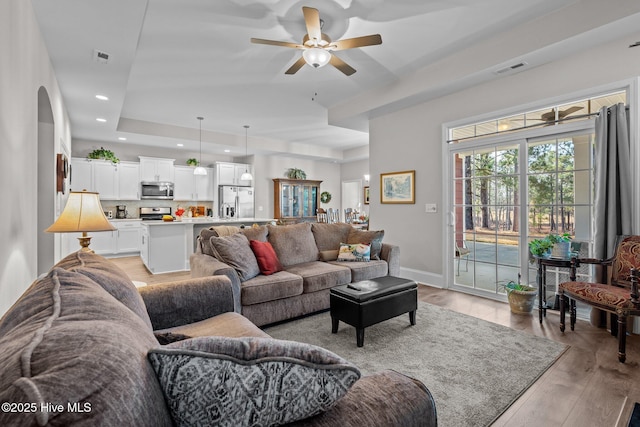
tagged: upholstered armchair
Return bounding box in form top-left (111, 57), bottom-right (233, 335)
top-left (559, 235), bottom-right (640, 363)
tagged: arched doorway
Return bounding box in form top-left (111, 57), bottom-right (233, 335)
top-left (37, 87), bottom-right (55, 275)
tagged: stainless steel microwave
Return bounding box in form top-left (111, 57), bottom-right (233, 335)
top-left (140, 181), bottom-right (174, 200)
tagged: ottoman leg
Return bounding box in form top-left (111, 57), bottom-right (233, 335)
top-left (409, 310), bottom-right (416, 326)
top-left (356, 328), bottom-right (365, 347)
top-left (331, 316), bottom-right (339, 333)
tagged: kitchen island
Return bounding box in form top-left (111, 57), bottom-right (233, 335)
top-left (140, 217), bottom-right (275, 274)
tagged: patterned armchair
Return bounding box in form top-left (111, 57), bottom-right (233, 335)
top-left (559, 235), bottom-right (640, 363)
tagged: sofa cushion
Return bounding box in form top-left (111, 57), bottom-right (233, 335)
top-left (148, 336), bottom-right (360, 427)
top-left (209, 233), bottom-right (260, 281)
top-left (53, 250), bottom-right (153, 330)
top-left (348, 229), bottom-right (385, 260)
top-left (241, 271), bottom-right (303, 305)
top-left (0, 268), bottom-right (171, 427)
top-left (285, 261), bottom-right (351, 293)
top-left (268, 223), bottom-right (319, 267)
top-left (241, 225), bottom-right (268, 242)
top-left (337, 242), bottom-right (371, 262)
top-left (200, 226), bottom-right (241, 255)
top-left (311, 222), bottom-right (352, 251)
top-left (155, 312), bottom-right (271, 339)
top-left (319, 249), bottom-right (339, 261)
top-left (329, 259), bottom-right (389, 282)
top-left (249, 239), bottom-right (283, 275)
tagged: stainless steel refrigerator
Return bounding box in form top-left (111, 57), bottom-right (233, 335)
top-left (219, 186), bottom-right (254, 219)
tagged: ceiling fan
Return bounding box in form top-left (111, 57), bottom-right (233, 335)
top-left (539, 106), bottom-right (583, 122)
top-left (250, 6), bottom-right (382, 76)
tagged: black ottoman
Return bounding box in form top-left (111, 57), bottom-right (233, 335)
top-left (330, 276), bottom-right (417, 347)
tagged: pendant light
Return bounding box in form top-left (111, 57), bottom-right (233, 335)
top-left (193, 116), bottom-right (207, 175)
top-left (240, 125), bottom-right (253, 181)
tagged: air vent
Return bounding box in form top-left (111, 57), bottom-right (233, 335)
top-left (93, 49), bottom-right (110, 64)
top-left (494, 61), bottom-right (528, 75)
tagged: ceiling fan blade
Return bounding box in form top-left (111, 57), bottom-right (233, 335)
top-left (540, 110), bottom-right (556, 122)
top-left (330, 34), bottom-right (382, 51)
top-left (302, 7), bottom-right (322, 43)
top-left (251, 38), bottom-right (302, 49)
top-left (558, 106), bottom-right (584, 117)
top-left (329, 54), bottom-right (356, 76)
top-left (285, 56), bottom-right (307, 75)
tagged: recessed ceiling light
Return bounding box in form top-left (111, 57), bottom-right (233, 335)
top-left (118, 137), bottom-right (127, 141)
top-left (177, 143), bottom-right (184, 147)
top-left (224, 149), bottom-right (230, 153)
top-left (96, 118), bottom-right (107, 122)
top-left (95, 94), bottom-right (109, 101)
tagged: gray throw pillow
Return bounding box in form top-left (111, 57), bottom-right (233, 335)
top-left (148, 336), bottom-right (361, 427)
top-left (348, 229), bottom-right (384, 260)
top-left (209, 233), bottom-right (260, 281)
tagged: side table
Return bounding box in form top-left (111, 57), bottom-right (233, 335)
top-left (534, 254), bottom-right (577, 323)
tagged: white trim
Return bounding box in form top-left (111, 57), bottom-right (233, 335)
top-left (400, 267), bottom-right (443, 288)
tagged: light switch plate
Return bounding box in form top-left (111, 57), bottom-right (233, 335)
top-left (425, 203), bottom-right (437, 213)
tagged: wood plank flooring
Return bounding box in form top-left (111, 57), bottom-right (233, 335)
top-left (111, 256), bottom-right (640, 427)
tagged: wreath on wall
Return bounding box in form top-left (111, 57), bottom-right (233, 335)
top-left (320, 191), bottom-right (332, 204)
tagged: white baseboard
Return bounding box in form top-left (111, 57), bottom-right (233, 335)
top-left (399, 267), bottom-right (443, 288)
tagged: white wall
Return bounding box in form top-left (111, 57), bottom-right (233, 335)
top-left (252, 155), bottom-right (342, 220)
top-left (369, 30), bottom-right (640, 287)
top-left (0, 0), bottom-right (72, 316)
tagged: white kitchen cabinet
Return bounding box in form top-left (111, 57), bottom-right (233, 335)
top-left (141, 223), bottom-right (188, 274)
top-left (70, 158), bottom-right (93, 192)
top-left (174, 166), bottom-right (213, 200)
top-left (70, 158), bottom-right (140, 200)
top-left (140, 226), bottom-right (149, 267)
top-left (93, 161), bottom-right (118, 199)
top-left (117, 162), bottom-right (140, 200)
top-left (215, 162), bottom-right (252, 186)
top-left (139, 157), bottom-right (174, 182)
top-left (114, 221), bottom-right (142, 253)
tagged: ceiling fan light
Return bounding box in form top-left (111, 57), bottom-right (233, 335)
top-left (303, 48), bottom-right (331, 68)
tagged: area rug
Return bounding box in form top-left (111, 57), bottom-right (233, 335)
top-left (265, 302), bottom-right (568, 427)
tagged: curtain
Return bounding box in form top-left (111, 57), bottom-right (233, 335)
top-left (593, 103), bottom-right (631, 260)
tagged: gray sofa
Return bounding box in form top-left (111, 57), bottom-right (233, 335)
top-left (0, 251), bottom-right (437, 426)
top-left (190, 222), bottom-right (399, 326)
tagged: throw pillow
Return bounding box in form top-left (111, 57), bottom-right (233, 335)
top-left (348, 229), bottom-right (384, 260)
top-left (209, 233), bottom-right (260, 281)
top-left (267, 223), bottom-right (319, 267)
top-left (148, 336), bottom-right (360, 427)
top-left (154, 332), bottom-right (191, 345)
top-left (249, 240), bottom-right (283, 275)
top-left (337, 243), bottom-right (371, 262)
top-left (319, 249), bottom-right (339, 262)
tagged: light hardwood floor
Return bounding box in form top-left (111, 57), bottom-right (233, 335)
top-left (111, 256), bottom-right (640, 427)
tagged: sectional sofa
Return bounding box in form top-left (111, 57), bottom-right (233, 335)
top-left (190, 222), bottom-right (400, 326)
top-left (0, 251), bottom-right (437, 426)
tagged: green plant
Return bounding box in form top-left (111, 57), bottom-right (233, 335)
top-left (500, 274), bottom-right (536, 293)
top-left (186, 158), bottom-right (199, 166)
top-left (285, 168), bottom-right (306, 179)
top-left (87, 147), bottom-right (119, 163)
top-left (528, 233), bottom-right (571, 256)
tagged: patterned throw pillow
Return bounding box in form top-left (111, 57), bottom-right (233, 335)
top-left (337, 242), bottom-right (371, 262)
top-left (348, 229), bottom-right (384, 260)
top-left (148, 336), bottom-right (361, 427)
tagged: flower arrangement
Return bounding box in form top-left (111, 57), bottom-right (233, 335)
top-left (175, 207), bottom-right (185, 217)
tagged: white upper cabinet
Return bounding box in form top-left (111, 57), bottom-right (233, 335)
top-left (215, 162), bottom-right (252, 186)
top-left (174, 166), bottom-right (213, 201)
top-left (139, 157), bottom-right (174, 182)
top-left (70, 158), bottom-right (140, 200)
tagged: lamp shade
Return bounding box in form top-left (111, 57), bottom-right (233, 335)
top-left (303, 47), bottom-right (331, 68)
top-left (46, 191), bottom-right (115, 251)
top-left (193, 166), bottom-right (207, 175)
top-left (240, 171), bottom-right (253, 181)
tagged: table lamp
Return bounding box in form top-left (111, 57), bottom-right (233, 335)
top-left (45, 190), bottom-right (116, 252)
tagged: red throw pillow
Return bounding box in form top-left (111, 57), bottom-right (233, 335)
top-left (249, 240), bottom-right (283, 275)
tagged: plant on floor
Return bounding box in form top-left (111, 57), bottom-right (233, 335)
top-left (87, 147), bottom-right (119, 163)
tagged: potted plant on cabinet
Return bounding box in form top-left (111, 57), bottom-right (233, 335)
top-left (285, 168), bottom-right (306, 179)
top-left (502, 274), bottom-right (538, 314)
top-left (186, 158), bottom-right (198, 167)
top-left (87, 147), bottom-right (119, 163)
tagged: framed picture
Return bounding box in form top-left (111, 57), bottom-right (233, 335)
top-left (380, 170), bottom-right (415, 204)
top-left (363, 186), bottom-right (370, 204)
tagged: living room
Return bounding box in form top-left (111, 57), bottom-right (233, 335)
top-left (3, 0), bottom-right (640, 426)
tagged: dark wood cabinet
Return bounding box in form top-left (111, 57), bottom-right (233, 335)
top-left (273, 178), bottom-right (322, 222)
